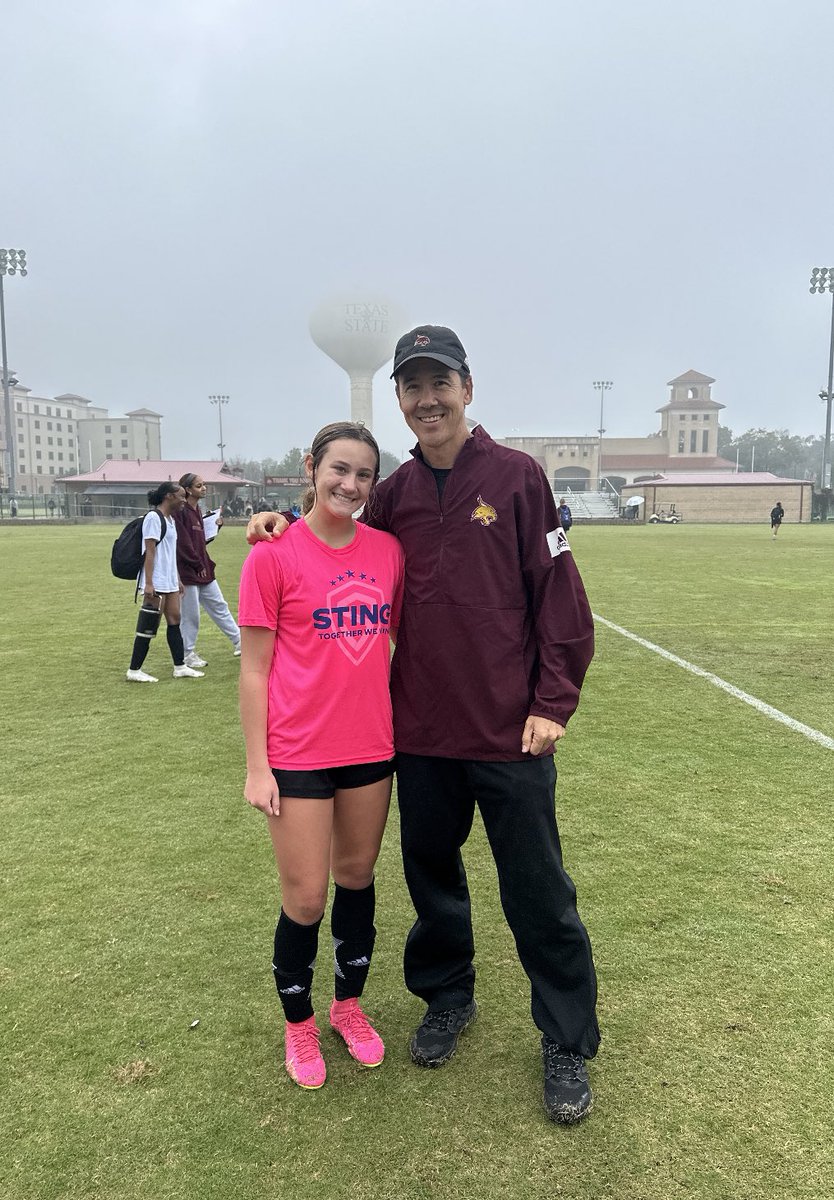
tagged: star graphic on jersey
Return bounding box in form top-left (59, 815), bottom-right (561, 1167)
top-left (330, 579), bottom-right (337, 586)
top-left (370, 576), bottom-right (376, 583)
top-left (359, 572), bottom-right (367, 580)
top-left (338, 575), bottom-right (344, 582)
top-left (346, 569), bottom-right (355, 578)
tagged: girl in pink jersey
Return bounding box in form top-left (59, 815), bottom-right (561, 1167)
top-left (239, 423), bottom-right (404, 1089)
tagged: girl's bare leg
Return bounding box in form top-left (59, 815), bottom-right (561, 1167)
top-left (330, 776), bottom-right (393, 888)
top-left (267, 797), bottom-right (333, 924)
top-left (328, 776), bottom-right (393, 1034)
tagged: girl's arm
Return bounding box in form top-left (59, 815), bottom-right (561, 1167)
top-left (143, 539), bottom-right (157, 599)
top-left (239, 625), bottom-right (281, 816)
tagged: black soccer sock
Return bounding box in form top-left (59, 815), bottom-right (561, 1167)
top-left (272, 909), bottom-right (321, 1023)
top-left (331, 881), bottom-right (376, 1001)
top-left (129, 637), bottom-right (151, 672)
top-left (166, 623), bottom-right (185, 666)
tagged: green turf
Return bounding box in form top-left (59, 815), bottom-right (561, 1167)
top-left (1, 523), bottom-right (832, 1200)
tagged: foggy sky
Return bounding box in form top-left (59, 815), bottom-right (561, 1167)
top-left (4, 0), bottom-right (834, 463)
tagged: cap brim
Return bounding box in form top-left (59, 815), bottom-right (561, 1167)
top-left (391, 351), bottom-right (467, 378)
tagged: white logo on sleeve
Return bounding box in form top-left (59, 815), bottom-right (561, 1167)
top-left (546, 528), bottom-right (571, 557)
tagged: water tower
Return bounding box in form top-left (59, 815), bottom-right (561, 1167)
top-left (309, 296), bottom-right (408, 430)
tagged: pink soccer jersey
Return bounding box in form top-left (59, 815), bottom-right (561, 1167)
top-left (238, 519), bottom-right (404, 770)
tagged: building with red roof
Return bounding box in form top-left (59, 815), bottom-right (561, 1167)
top-left (57, 460), bottom-right (254, 517)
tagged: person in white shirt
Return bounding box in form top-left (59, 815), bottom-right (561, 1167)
top-left (125, 483), bottom-right (206, 683)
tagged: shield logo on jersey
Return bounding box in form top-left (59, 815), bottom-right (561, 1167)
top-left (324, 579), bottom-right (389, 665)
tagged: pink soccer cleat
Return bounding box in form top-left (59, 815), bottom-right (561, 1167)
top-left (284, 1016), bottom-right (326, 1089)
top-left (329, 997), bottom-right (385, 1068)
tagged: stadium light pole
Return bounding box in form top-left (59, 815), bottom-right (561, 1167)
top-left (810, 268), bottom-right (834, 501)
top-left (1, 248), bottom-right (27, 501)
top-left (593, 380), bottom-right (613, 489)
top-left (208, 394), bottom-right (229, 461)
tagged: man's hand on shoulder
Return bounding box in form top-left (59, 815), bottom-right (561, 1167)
top-left (521, 715), bottom-right (566, 755)
top-left (246, 512), bottom-right (288, 545)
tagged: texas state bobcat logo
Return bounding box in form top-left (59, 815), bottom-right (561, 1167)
top-left (470, 495), bottom-right (498, 527)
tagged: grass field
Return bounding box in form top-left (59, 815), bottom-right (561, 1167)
top-left (2, 522), bottom-right (833, 1200)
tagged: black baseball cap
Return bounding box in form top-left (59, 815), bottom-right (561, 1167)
top-left (390, 325), bottom-right (470, 378)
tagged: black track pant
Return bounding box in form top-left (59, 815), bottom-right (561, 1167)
top-left (397, 753), bottom-right (600, 1060)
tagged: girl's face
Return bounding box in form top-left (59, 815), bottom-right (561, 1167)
top-left (306, 438), bottom-right (377, 519)
top-left (187, 476), bottom-right (206, 501)
top-left (164, 486), bottom-right (187, 512)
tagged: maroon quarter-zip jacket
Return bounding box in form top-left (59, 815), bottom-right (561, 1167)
top-left (174, 504), bottom-right (216, 586)
top-left (368, 425), bottom-right (594, 761)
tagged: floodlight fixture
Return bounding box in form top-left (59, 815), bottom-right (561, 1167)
top-left (810, 267), bottom-right (834, 495)
top-left (1, 248), bottom-right (28, 499)
top-left (209, 394), bottom-right (230, 461)
top-left (593, 380), bottom-right (613, 489)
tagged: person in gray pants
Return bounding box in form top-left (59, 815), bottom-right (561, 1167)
top-left (175, 472), bottom-right (241, 668)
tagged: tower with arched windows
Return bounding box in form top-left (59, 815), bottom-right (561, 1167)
top-left (657, 369), bottom-right (725, 459)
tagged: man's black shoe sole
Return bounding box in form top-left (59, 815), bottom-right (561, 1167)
top-left (409, 1003), bottom-right (477, 1068)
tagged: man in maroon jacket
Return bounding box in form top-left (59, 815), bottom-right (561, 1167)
top-left (248, 325), bottom-right (599, 1123)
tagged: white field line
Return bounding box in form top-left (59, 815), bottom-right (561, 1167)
top-left (593, 613), bottom-right (834, 752)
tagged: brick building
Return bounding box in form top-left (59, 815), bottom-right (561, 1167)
top-left (620, 473), bottom-right (812, 524)
top-left (500, 369), bottom-right (735, 491)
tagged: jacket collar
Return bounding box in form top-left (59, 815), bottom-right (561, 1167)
top-left (409, 422), bottom-right (491, 465)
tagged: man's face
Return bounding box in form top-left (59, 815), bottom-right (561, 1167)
top-left (395, 359), bottom-right (473, 468)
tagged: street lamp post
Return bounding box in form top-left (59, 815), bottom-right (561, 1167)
top-left (810, 269), bottom-right (834, 509)
top-left (1, 248), bottom-right (27, 501)
top-left (593, 380), bottom-right (613, 489)
top-left (208, 394), bottom-right (229, 461)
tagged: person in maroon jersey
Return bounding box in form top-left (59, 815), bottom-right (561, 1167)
top-left (175, 473), bottom-right (241, 668)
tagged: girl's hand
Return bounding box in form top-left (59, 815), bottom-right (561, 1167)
top-left (244, 768), bottom-right (280, 817)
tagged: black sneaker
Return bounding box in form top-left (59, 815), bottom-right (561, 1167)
top-left (542, 1037), bottom-right (593, 1124)
top-left (409, 1000), bottom-right (477, 1067)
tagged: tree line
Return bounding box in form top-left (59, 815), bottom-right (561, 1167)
top-left (226, 446), bottom-right (403, 484)
top-left (717, 426), bottom-right (825, 481)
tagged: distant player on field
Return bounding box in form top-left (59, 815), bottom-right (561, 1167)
top-left (770, 500), bottom-right (785, 539)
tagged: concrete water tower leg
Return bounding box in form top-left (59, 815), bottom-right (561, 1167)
top-left (349, 371), bottom-right (374, 428)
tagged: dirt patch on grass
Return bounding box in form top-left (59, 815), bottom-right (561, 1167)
top-left (114, 1058), bottom-right (157, 1085)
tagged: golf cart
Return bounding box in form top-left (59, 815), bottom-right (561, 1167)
top-left (648, 504), bottom-right (682, 524)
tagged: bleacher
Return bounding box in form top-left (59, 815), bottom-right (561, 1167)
top-left (555, 483), bottom-right (621, 521)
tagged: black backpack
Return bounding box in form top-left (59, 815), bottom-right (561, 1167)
top-left (111, 510), bottom-right (167, 579)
